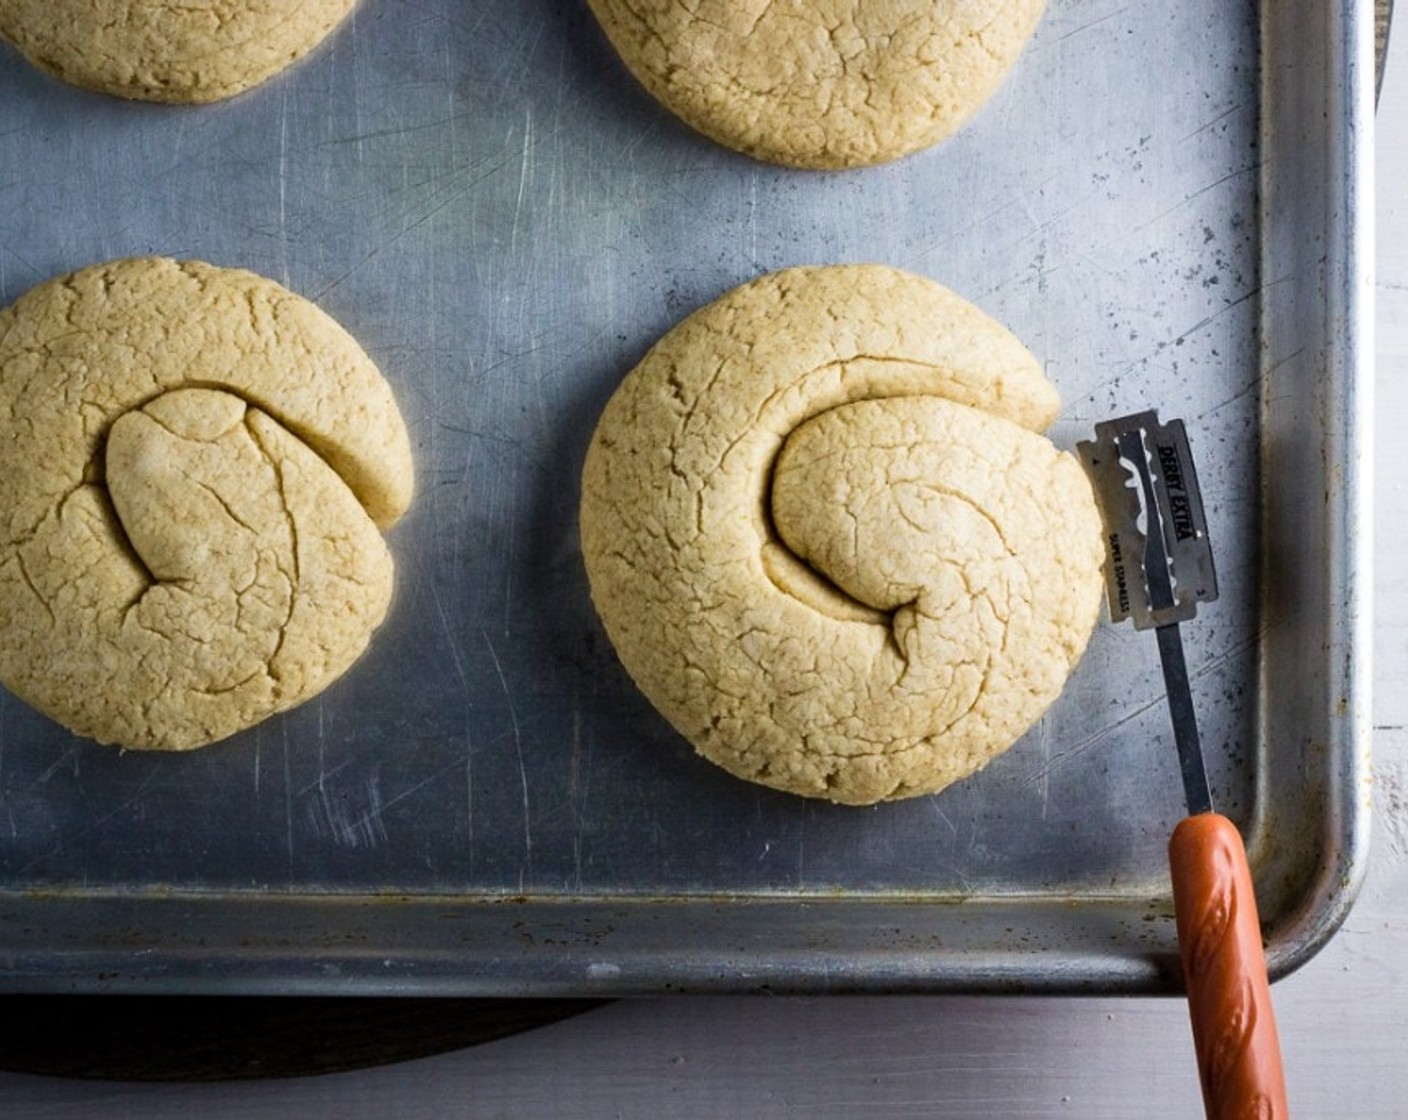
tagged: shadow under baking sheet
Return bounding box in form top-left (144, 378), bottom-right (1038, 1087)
top-left (0, 995), bottom-right (607, 1081)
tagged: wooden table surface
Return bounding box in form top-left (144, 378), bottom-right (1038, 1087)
top-left (0, 8), bottom-right (1403, 1117)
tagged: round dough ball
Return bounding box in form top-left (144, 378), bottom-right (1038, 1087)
top-left (0, 257), bottom-right (414, 749)
top-left (586, 0), bottom-right (1046, 169)
top-left (0, 0), bottom-right (357, 103)
top-left (580, 264), bottom-right (1103, 805)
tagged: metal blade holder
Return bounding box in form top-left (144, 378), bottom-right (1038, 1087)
top-left (1077, 411), bottom-right (1218, 814)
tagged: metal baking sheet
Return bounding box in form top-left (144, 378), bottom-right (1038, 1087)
top-left (0, 0), bottom-right (1371, 994)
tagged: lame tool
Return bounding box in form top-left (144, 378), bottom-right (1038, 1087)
top-left (1078, 412), bottom-right (1288, 1120)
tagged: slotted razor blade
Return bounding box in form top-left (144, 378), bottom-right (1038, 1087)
top-left (1077, 410), bottom-right (1217, 631)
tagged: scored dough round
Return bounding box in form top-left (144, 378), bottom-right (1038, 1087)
top-left (586, 0), bottom-right (1046, 169)
top-left (0, 0), bottom-right (357, 103)
top-left (0, 257), bottom-right (413, 749)
top-left (580, 264), bottom-right (1104, 805)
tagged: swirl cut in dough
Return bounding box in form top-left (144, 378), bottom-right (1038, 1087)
top-left (0, 257), bottom-right (413, 749)
top-left (581, 265), bottom-right (1104, 805)
top-left (586, 0), bottom-right (1047, 169)
top-left (0, 0), bottom-right (357, 103)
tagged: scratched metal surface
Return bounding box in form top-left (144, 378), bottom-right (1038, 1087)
top-left (0, 0), bottom-right (1368, 992)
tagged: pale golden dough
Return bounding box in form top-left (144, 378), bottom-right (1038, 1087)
top-left (0, 0), bottom-right (356, 103)
top-left (580, 264), bottom-right (1103, 805)
top-left (0, 257), bottom-right (413, 749)
top-left (586, 0), bottom-right (1046, 169)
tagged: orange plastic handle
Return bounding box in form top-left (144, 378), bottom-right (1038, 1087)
top-left (1169, 812), bottom-right (1289, 1119)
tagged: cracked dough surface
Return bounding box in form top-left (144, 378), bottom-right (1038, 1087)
top-left (0, 0), bottom-right (356, 103)
top-left (0, 257), bottom-right (413, 749)
top-left (586, 0), bottom-right (1046, 169)
top-left (580, 264), bottom-right (1103, 805)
